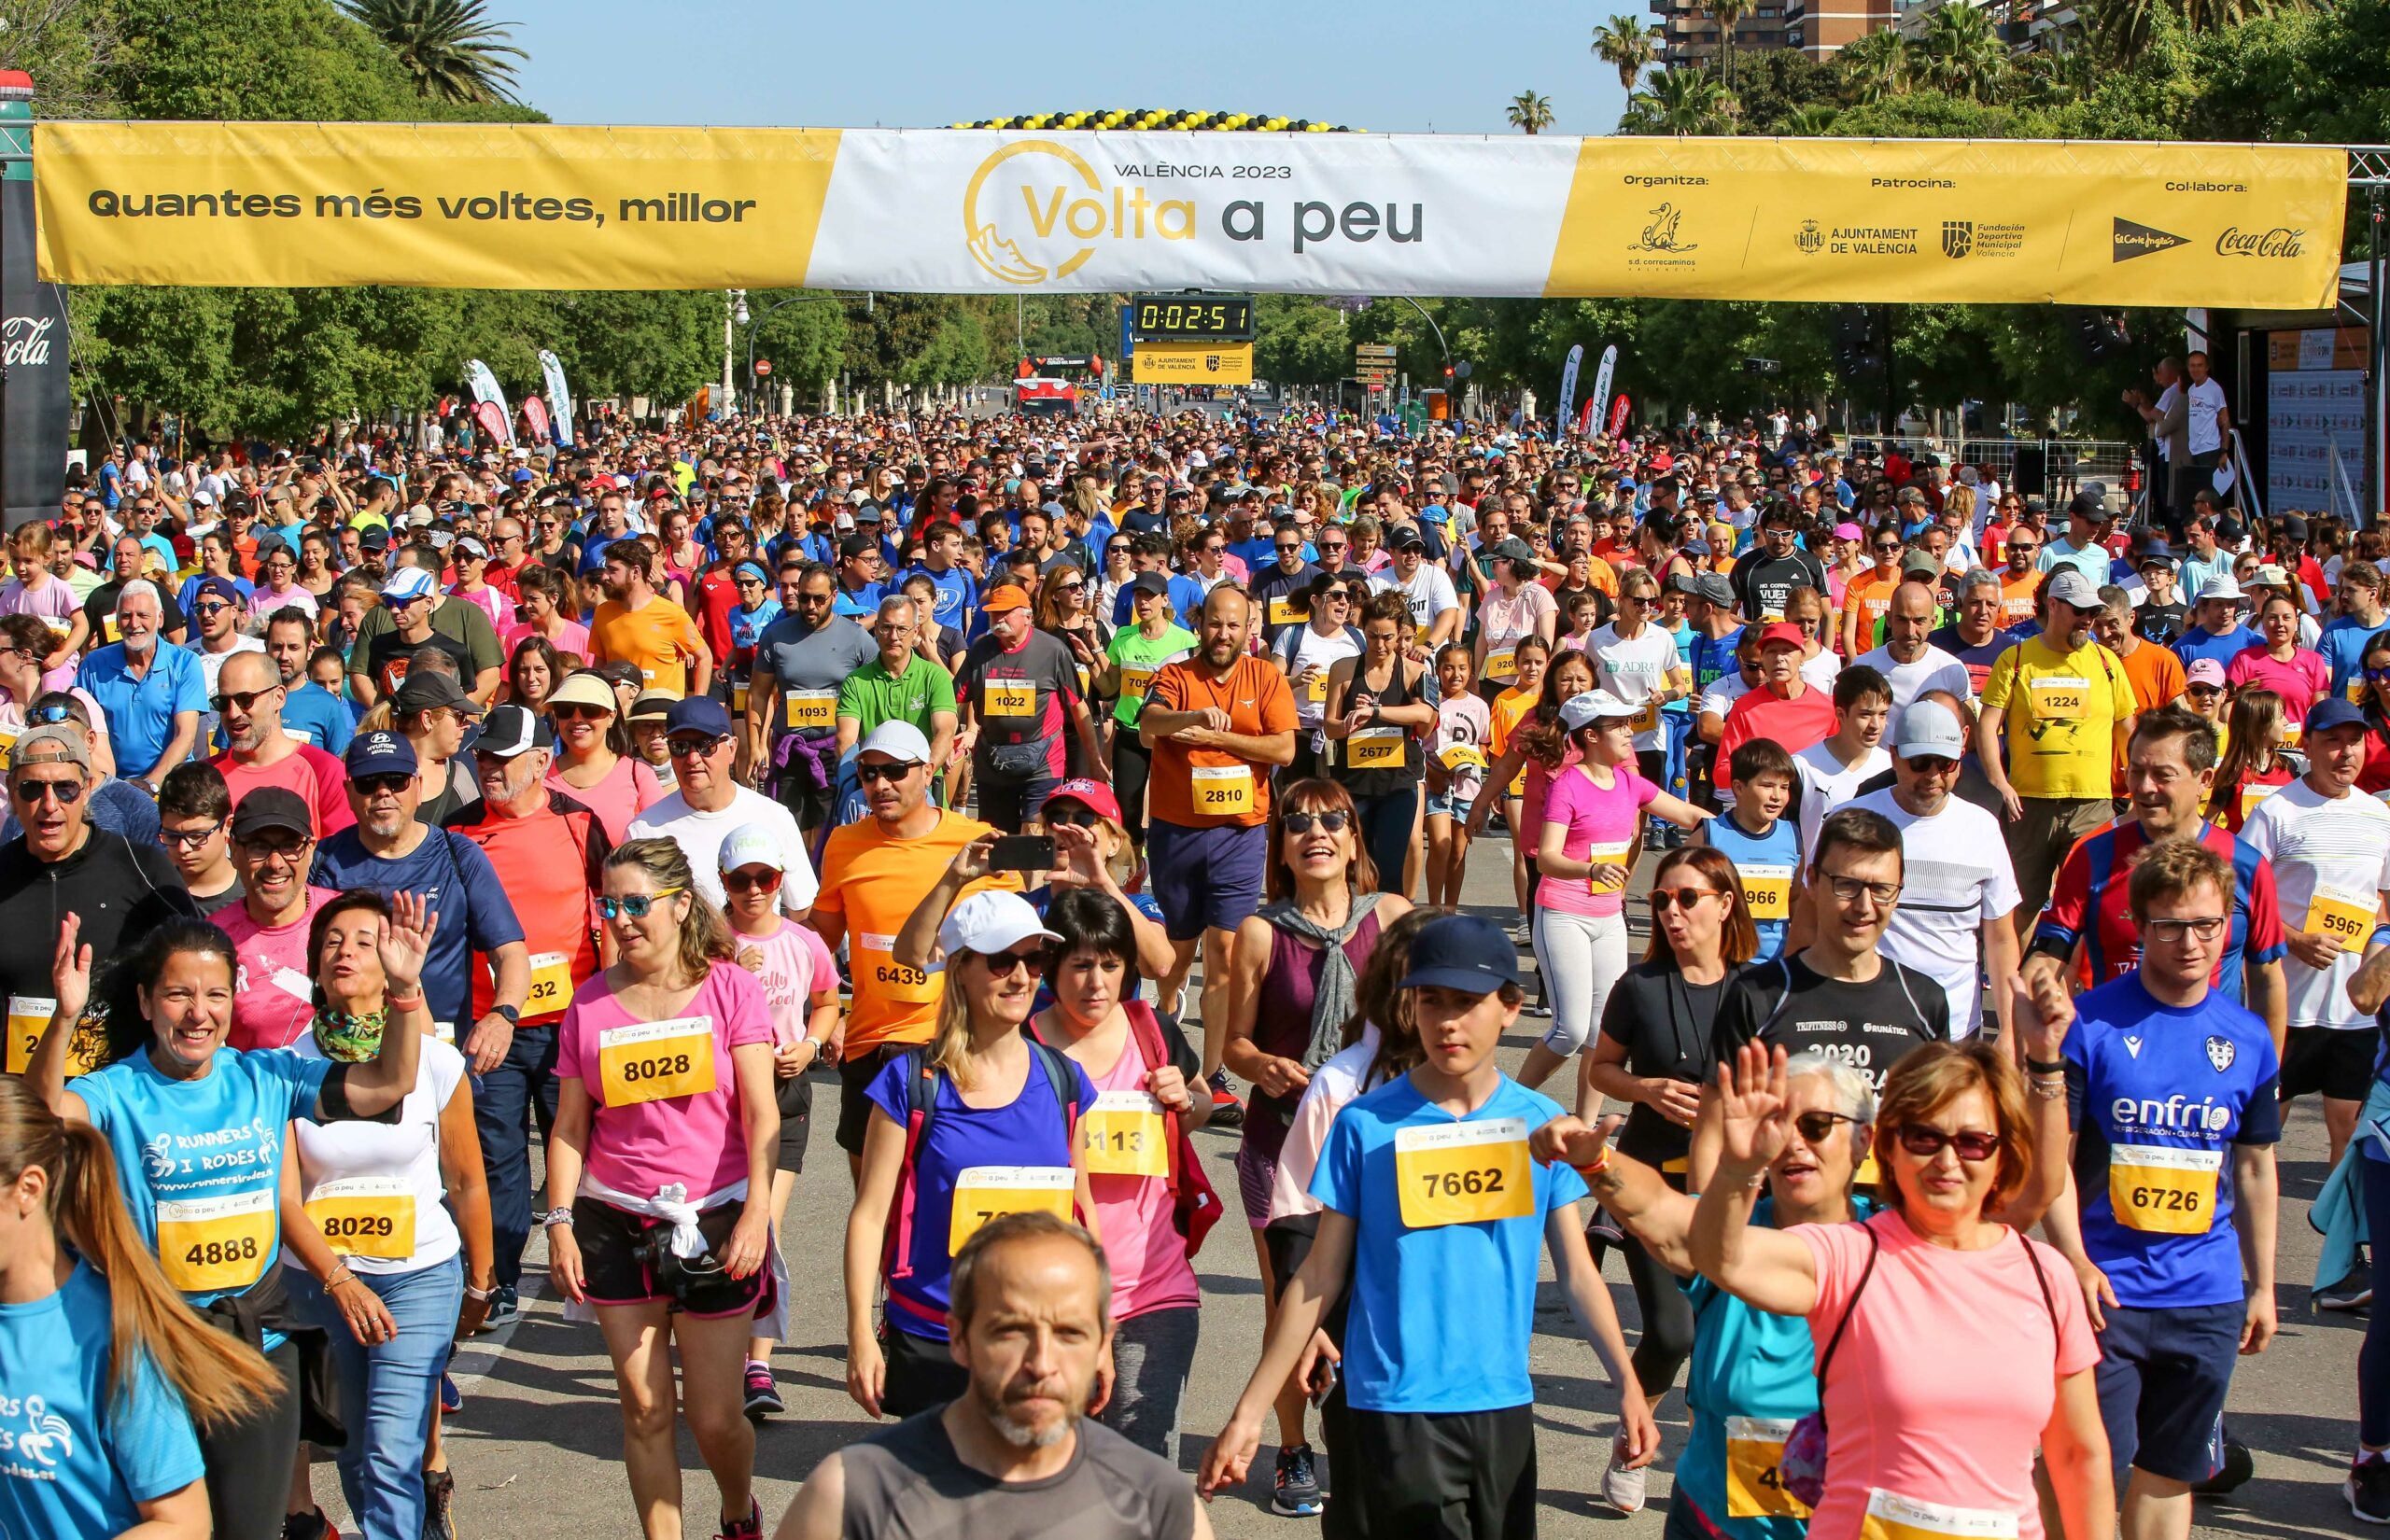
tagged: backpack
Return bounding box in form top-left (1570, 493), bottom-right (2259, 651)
top-left (1033, 1001), bottom-right (1225, 1259)
top-left (882, 1037), bottom-right (1084, 1323)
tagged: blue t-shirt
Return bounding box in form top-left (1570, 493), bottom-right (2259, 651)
top-left (280, 681), bottom-right (355, 755)
top-left (2173, 624), bottom-right (2259, 674)
top-left (1704, 807), bottom-right (1802, 961)
top-left (865, 1047), bottom-right (1098, 1343)
top-left (2063, 974), bottom-right (2281, 1309)
top-left (2318, 614), bottom-right (2381, 703)
top-left (0, 1260), bottom-right (205, 1537)
top-left (77, 642), bottom-right (207, 777)
top-left (311, 827), bottom-right (525, 1029)
top-left (1679, 1196), bottom-right (1879, 1540)
top-left (1310, 1073), bottom-right (1587, 1413)
top-left (74, 1047), bottom-right (332, 1341)
top-left (909, 564), bottom-right (978, 641)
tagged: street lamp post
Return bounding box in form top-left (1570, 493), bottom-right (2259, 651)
top-left (723, 288), bottom-right (748, 413)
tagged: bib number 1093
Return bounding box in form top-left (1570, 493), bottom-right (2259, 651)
top-left (1393, 1117), bottom-right (1535, 1228)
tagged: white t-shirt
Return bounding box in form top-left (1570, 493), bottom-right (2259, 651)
top-left (1591, 622), bottom-right (1680, 753)
top-left (2241, 781), bottom-right (2390, 1031)
top-left (1845, 788), bottom-right (2019, 1037)
top-left (1795, 739), bottom-right (1892, 855)
top-left (1800, 647), bottom-right (1842, 695)
top-left (1391, 562), bottom-right (1461, 640)
top-left (1276, 623), bottom-right (1362, 729)
top-left (289, 1033), bottom-right (469, 1275)
top-left (1852, 642), bottom-right (1976, 742)
top-left (628, 786), bottom-right (822, 916)
top-left (2187, 376), bottom-right (2228, 456)
top-left (195, 634), bottom-right (267, 699)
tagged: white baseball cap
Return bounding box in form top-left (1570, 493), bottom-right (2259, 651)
top-left (717, 822), bottom-right (786, 874)
top-left (857, 721), bottom-right (933, 766)
top-left (936, 890), bottom-right (1061, 959)
top-left (1894, 701), bottom-right (1966, 760)
top-left (2198, 574), bottom-right (2244, 604)
top-left (1559, 689), bottom-right (1640, 732)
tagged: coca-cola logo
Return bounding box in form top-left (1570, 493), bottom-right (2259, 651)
top-left (2, 315), bottom-right (53, 366)
top-left (2215, 226), bottom-right (2305, 259)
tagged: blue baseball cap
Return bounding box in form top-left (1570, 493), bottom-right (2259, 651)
top-left (380, 567), bottom-right (438, 607)
top-left (1397, 914), bottom-right (1524, 997)
top-left (344, 730), bottom-right (418, 779)
top-left (663, 695), bottom-right (735, 742)
top-left (1419, 503), bottom-right (1451, 525)
top-left (2307, 698), bottom-right (2369, 737)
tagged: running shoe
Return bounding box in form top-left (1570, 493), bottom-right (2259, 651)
top-left (1208, 1070), bottom-right (1245, 1130)
top-left (1511, 920), bottom-right (1531, 945)
top-left (1522, 1001), bottom-right (1552, 1018)
top-left (718, 1499), bottom-right (764, 1540)
top-left (1602, 1432), bottom-right (1648, 1514)
top-left (744, 1360), bottom-right (782, 1421)
top-left (480, 1282), bottom-right (519, 1331)
top-left (1271, 1444), bottom-right (1325, 1518)
top-left (284, 1509), bottom-right (335, 1540)
top-left (2192, 1437), bottom-right (2253, 1497)
top-left (420, 1470), bottom-right (455, 1540)
top-left (2349, 1455), bottom-right (2390, 1524)
top-left (439, 1370), bottom-right (462, 1414)
top-left (2316, 1269), bottom-right (2374, 1312)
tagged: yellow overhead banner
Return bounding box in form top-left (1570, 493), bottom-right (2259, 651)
top-left (34, 122), bottom-right (2346, 309)
top-left (1132, 340), bottom-right (1255, 385)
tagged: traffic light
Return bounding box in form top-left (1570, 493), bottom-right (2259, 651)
top-left (1442, 365), bottom-right (1455, 380)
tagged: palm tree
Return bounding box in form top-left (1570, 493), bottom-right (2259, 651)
top-left (339, 0), bottom-right (528, 104)
top-left (2089, 0), bottom-right (2306, 63)
top-left (1781, 103), bottom-right (1843, 135)
top-left (1507, 90), bottom-right (1556, 133)
top-left (1919, 2), bottom-right (2012, 100)
top-left (1625, 69), bottom-right (1738, 133)
top-left (1708, 0), bottom-right (1758, 88)
top-left (1591, 17), bottom-right (1659, 90)
top-left (1835, 26), bottom-right (1914, 105)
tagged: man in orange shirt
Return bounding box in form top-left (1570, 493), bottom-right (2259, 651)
top-left (592, 539), bottom-right (711, 696)
top-left (1138, 585), bottom-right (1297, 1116)
top-left (1839, 526), bottom-right (1905, 657)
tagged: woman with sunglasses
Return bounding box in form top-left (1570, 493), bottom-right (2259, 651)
top-left (279, 889), bottom-right (495, 1540)
top-left (1473, 539), bottom-right (1560, 703)
top-left (1036, 563), bottom-right (1111, 763)
top-left (1218, 778), bottom-right (1409, 1515)
top-left (844, 889), bottom-right (1099, 1421)
top-left (544, 669), bottom-right (663, 846)
top-left (722, 562), bottom-right (780, 726)
top-left (545, 837), bottom-right (780, 1540)
top-left (1321, 591), bottom-right (1433, 902)
top-left (505, 633), bottom-right (567, 716)
top-left (1272, 572), bottom-right (1364, 785)
top-left (1690, 1039), bottom-right (2111, 1540)
top-left (717, 825), bottom-right (840, 1421)
top-left (28, 897), bottom-right (435, 1540)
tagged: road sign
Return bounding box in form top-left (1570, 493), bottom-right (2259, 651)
top-left (753, 359), bottom-right (772, 377)
top-left (1132, 340), bottom-right (1255, 385)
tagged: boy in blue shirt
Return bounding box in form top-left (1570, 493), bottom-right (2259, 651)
top-left (1199, 914), bottom-right (1658, 1530)
top-left (1700, 739), bottom-right (1806, 960)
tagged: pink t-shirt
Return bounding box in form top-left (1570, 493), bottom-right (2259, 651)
top-left (450, 583), bottom-right (510, 639)
top-left (547, 754), bottom-right (663, 847)
top-left (214, 743), bottom-right (357, 839)
top-left (557, 959), bottom-right (774, 1198)
top-left (729, 918), bottom-right (836, 1048)
top-left (505, 617), bottom-right (593, 666)
top-left (1536, 761), bottom-right (1656, 918)
top-left (2224, 645), bottom-right (2329, 719)
top-left (0, 575), bottom-right (82, 692)
top-left (218, 888), bottom-right (338, 1052)
top-left (1077, 1027), bottom-right (1201, 1320)
top-left (1792, 1211), bottom-right (2099, 1540)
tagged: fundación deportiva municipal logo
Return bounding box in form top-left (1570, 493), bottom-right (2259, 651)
top-left (2113, 216), bottom-right (2189, 262)
top-left (1942, 220), bottom-right (1972, 259)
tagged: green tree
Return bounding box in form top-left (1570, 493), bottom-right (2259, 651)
top-left (1722, 48), bottom-right (1843, 133)
top-left (1918, 3), bottom-right (2013, 101)
top-left (337, 0), bottom-right (527, 104)
top-left (1591, 16), bottom-right (1658, 90)
top-left (1506, 90), bottom-right (1555, 133)
top-left (1709, 0), bottom-right (1757, 91)
top-left (1623, 68), bottom-right (1739, 133)
top-left (1252, 297), bottom-right (1352, 384)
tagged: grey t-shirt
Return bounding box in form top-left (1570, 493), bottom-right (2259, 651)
top-left (752, 613), bottom-right (877, 736)
top-left (838, 1410), bottom-right (1196, 1540)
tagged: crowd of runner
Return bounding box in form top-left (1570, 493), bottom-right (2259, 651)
top-left (0, 391), bottom-right (2383, 1540)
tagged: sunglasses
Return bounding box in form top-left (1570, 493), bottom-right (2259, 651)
top-left (1904, 755), bottom-right (1958, 775)
top-left (353, 773), bottom-right (413, 797)
top-left (11, 777), bottom-right (83, 805)
top-left (1893, 1123), bottom-right (2001, 1163)
top-left (856, 760), bottom-right (918, 784)
top-left (1794, 1111), bottom-right (1859, 1144)
top-left (723, 869), bottom-right (783, 894)
top-left (668, 735), bottom-right (730, 758)
top-left (212, 687), bottom-right (279, 715)
top-left (977, 946), bottom-right (1048, 978)
top-left (1282, 809), bottom-right (1352, 834)
top-left (1647, 886), bottom-right (1722, 911)
top-left (600, 888), bottom-right (685, 920)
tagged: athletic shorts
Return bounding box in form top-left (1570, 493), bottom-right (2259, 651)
top-left (778, 772), bottom-right (835, 834)
top-left (975, 769), bottom-right (1059, 833)
top-left (1147, 819), bottom-right (1267, 942)
top-left (1347, 1404), bottom-right (1537, 1539)
top-left (880, 1324), bottom-right (970, 1421)
top-left (569, 1197), bottom-right (774, 1319)
top-left (2092, 1300), bottom-right (2242, 1484)
top-left (2281, 1025), bottom-right (2373, 1103)
top-left (1235, 1139), bottom-right (1279, 1230)
top-left (836, 1045), bottom-right (909, 1157)
top-left (1425, 786), bottom-right (1475, 820)
top-left (774, 1072), bottom-right (813, 1174)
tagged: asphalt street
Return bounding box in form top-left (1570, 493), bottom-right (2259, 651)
top-left (301, 833), bottom-right (2369, 1540)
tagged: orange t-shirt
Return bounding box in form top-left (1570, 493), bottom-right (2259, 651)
top-left (1846, 571), bottom-right (1900, 651)
top-left (1146, 655), bottom-right (1299, 830)
top-left (1999, 569), bottom-right (2041, 629)
top-left (2113, 639), bottom-right (2184, 785)
top-left (811, 808), bottom-right (1019, 1058)
top-left (592, 596), bottom-right (706, 693)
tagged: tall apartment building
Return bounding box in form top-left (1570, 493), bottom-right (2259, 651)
top-left (1649, 0), bottom-right (1893, 62)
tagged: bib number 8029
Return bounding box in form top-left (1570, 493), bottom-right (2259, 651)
top-left (318, 1215), bottom-right (397, 1240)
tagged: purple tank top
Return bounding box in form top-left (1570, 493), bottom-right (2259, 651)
top-left (1244, 905), bottom-right (1385, 1160)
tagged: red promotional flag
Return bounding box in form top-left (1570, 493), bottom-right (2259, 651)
top-left (1607, 395), bottom-right (1632, 439)
top-left (1579, 397), bottom-right (1597, 435)
top-left (522, 395), bottom-right (551, 444)
top-left (471, 399), bottom-right (507, 446)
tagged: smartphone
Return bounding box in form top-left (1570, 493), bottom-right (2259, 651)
top-left (988, 834), bottom-right (1057, 874)
top-left (1307, 1357), bottom-right (1339, 1407)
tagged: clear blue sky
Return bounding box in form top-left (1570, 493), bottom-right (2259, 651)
top-left (506, 0), bottom-right (1636, 137)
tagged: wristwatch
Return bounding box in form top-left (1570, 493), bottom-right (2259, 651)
top-left (491, 1004), bottom-right (521, 1026)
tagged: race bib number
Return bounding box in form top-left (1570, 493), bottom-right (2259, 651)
top-left (102, 614), bottom-right (121, 643)
top-left (1081, 1090), bottom-right (1169, 1178)
top-left (785, 687), bottom-right (836, 731)
top-left (1190, 763), bottom-right (1253, 818)
top-left (304, 1176), bottom-right (418, 1261)
top-left (5, 994), bottom-right (53, 1076)
top-left (731, 680), bottom-right (750, 716)
top-left (1586, 841), bottom-right (1634, 895)
top-left (2238, 781), bottom-right (2280, 823)
top-left (1305, 672), bottom-right (1329, 705)
top-left (1267, 596), bottom-right (1307, 628)
top-left (1507, 763), bottom-right (1527, 798)
top-left (433, 1020), bottom-right (456, 1045)
top-left (1725, 1416), bottom-right (1811, 1519)
top-left (1439, 743), bottom-right (1487, 774)
top-left (596, 1015), bottom-right (717, 1106)
top-left (157, 1189), bottom-right (276, 1293)
top-left (1394, 1117), bottom-right (1535, 1228)
top-left (525, 950), bottom-right (572, 1016)
top-left (2304, 881), bottom-right (2378, 946)
top-left (0, 728), bottom-right (17, 768)
top-left (1858, 1490), bottom-right (2018, 1540)
top-left (2352, 676), bottom-right (2370, 704)
top-left (856, 932), bottom-right (939, 1003)
top-left (949, 1166), bottom-right (1074, 1254)
top-left (1484, 647), bottom-right (1518, 682)
top-left (2027, 674), bottom-right (2088, 721)
top-left (1120, 665), bottom-right (1156, 702)
top-left (983, 679), bottom-right (1035, 718)
top-left (1630, 697), bottom-right (1662, 735)
top-left (1740, 864), bottom-right (1793, 921)
top-left (2280, 717), bottom-right (2304, 748)
top-left (2108, 1143), bottom-right (2222, 1235)
top-left (1346, 726), bottom-right (1404, 770)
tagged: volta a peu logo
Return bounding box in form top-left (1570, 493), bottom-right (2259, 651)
top-left (963, 140), bottom-right (1197, 286)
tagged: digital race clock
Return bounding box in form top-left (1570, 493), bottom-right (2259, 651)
top-left (1129, 294), bottom-right (1256, 343)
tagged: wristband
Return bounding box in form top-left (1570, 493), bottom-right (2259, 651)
top-left (2023, 1056), bottom-right (2068, 1076)
top-left (541, 1207), bottom-right (576, 1229)
top-left (1570, 1149), bottom-right (1611, 1183)
top-left (387, 987), bottom-right (426, 1008)
top-left (463, 1283), bottom-right (493, 1302)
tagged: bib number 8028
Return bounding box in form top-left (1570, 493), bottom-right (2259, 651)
top-left (621, 1054), bottom-right (693, 1083)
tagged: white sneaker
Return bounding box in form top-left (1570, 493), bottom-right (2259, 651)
top-left (1511, 920), bottom-right (1531, 945)
top-left (1602, 1434), bottom-right (1648, 1514)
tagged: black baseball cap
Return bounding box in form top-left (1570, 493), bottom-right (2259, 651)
top-left (475, 705), bottom-right (555, 757)
top-left (1398, 914), bottom-right (1525, 996)
top-left (230, 787), bottom-right (313, 843)
top-left (1127, 570), bottom-right (1171, 597)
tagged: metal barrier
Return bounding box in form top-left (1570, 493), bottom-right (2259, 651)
top-left (1953, 439), bottom-right (2144, 506)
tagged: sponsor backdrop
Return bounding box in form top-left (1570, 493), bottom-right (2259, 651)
top-left (4, 77), bottom-right (67, 531)
top-left (35, 123), bottom-right (2345, 308)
